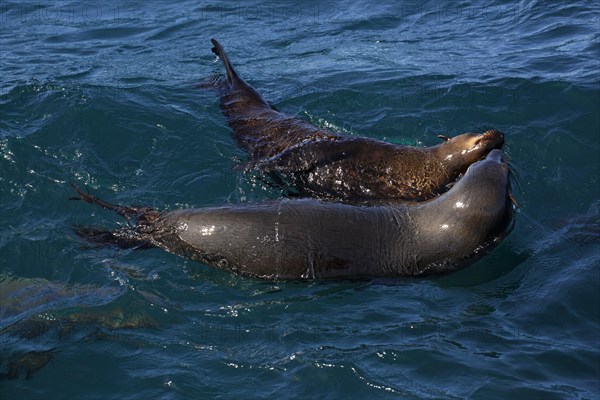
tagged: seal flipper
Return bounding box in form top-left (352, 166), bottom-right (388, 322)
top-left (73, 226), bottom-right (152, 249)
top-left (70, 185), bottom-right (141, 224)
top-left (71, 185), bottom-right (161, 249)
top-left (210, 38), bottom-right (270, 108)
top-left (211, 38), bottom-right (242, 88)
top-left (208, 39), bottom-right (336, 160)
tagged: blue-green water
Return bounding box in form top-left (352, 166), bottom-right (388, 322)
top-left (1, 1), bottom-right (599, 399)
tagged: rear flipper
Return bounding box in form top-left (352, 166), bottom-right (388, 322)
top-left (210, 38), bottom-right (242, 88)
top-left (71, 185), bottom-right (160, 249)
top-left (205, 39), bottom-right (330, 160)
top-left (73, 226), bottom-right (153, 249)
top-left (70, 185), bottom-right (159, 224)
top-left (208, 38), bottom-right (271, 108)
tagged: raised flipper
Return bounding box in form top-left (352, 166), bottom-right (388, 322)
top-left (210, 39), bottom-right (242, 89)
top-left (210, 38), bottom-right (270, 109)
top-left (207, 39), bottom-right (339, 160)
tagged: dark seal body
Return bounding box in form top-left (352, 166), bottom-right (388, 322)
top-left (74, 150), bottom-right (513, 280)
top-left (208, 39), bottom-right (505, 201)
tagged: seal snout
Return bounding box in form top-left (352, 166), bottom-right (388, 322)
top-left (486, 148), bottom-right (503, 163)
top-left (478, 129), bottom-right (505, 149)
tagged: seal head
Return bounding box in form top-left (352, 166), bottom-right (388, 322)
top-left (432, 129), bottom-right (505, 179)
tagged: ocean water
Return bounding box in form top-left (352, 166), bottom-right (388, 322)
top-left (1, 0), bottom-right (599, 399)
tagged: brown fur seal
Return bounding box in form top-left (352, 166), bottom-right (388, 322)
top-left (72, 150), bottom-right (513, 280)
top-left (208, 39), bottom-right (505, 201)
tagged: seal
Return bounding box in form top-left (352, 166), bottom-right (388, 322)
top-left (208, 39), bottom-right (505, 201)
top-left (72, 149), bottom-right (513, 280)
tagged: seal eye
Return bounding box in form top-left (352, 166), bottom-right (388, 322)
top-left (437, 135), bottom-right (450, 142)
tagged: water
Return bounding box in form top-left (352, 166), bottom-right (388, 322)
top-left (1, 1), bottom-right (598, 398)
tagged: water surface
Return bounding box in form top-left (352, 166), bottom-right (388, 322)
top-left (1, 1), bottom-right (599, 399)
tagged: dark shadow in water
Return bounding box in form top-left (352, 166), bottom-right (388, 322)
top-left (0, 350), bottom-right (58, 381)
top-left (0, 276), bottom-right (168, 381)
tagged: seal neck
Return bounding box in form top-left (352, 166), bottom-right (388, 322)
top-left (409, 151), bottom-right (512, 274)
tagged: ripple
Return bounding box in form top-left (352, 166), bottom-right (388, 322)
top-left (1, 0), bottom-right (599, 398)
